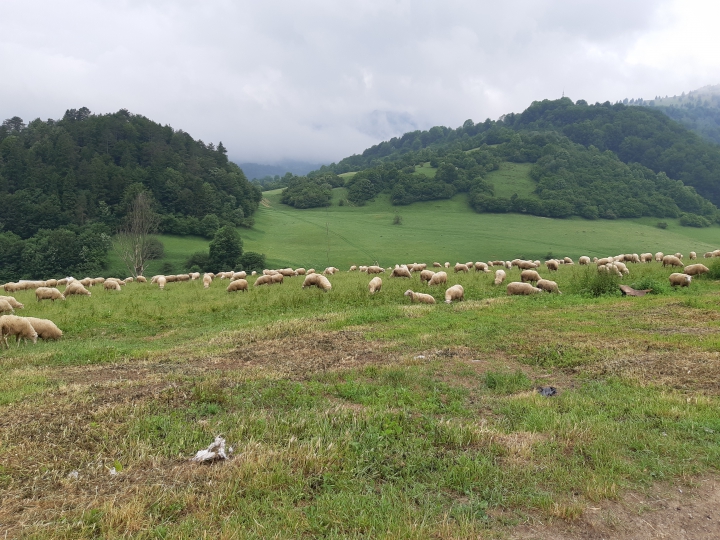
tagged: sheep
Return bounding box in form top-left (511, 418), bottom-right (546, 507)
top-left (302, 273), bottom-right (332, 292)
top-left (368, 277), bottom-right (382, 294)
top-left (520, 270), bottom-right (541, 283)
top-left (190, 272), bottom-right (200, 280)
top-left (427, 271), bottom-right (448, 287)
top-left (94, 277), bottom-right (106, 284)
top-left (669, 273), bottom-right (691, 287)
top-left (454, 263), bottom-right (469, 273)
top-left (165, 275), bottom-right (178, 283)
top-left (124, 277), bottom-right (134, 284)
top-left (507, 282), bottom-right (543, 296)
top-left (232, 271), bottom-right (248, 280)
top-left (432, 262), bottom-right (442, 268)
top-left (295, 268), bottom-right (306, 275)
top-left (349, 265), bottom-right (358, 272)
top-left (545, 260), bottom-right (559, 271)
top-left (662, 255), bottom-right (684, 268)
top-left (494, 269), bottom-right (506, 286)
top-left (655, 252), bottom-right (664, 262)
top-left (714, 249), bottom-right (720, 257)
top-left (203, 273), bottom-right (213, 289)
top-left (0, 299), bottom-right (15, 314)
top-left (306, 269), bottom-right (316, 275)
top-left (366, 265), bottom-right (384, 274)
top-left (613, 261), bottom-right (630, 275)
top-left (410, 263), bottom-right (427, 272)
top-left (674, 253), bottom-right (683, 260)
top-left (157, 276), bottom-right (167, 290)
top-left (419, 270), bottom-right (435, 284)
top-left (0, 296), bottom-right (23, 309)
top-left (0, 315), bottom-right (38, 348)
top-left (704, 252), bottom-right (714, 259)
top-left (279, 268), bottom-right (296, 277)
top-left (404, 289), bottom-right (435, 304)
top-left (444, 284), bottom-right (464, 304)
top-left (537, 278), bottom-right (562, 294)
top-left (45, 279), bottom-right (58, 287)
top-left (254, 275), bottom-right (274, 287)
top-left (474, 262), bottom-right (489, 273)
top-left (490, 260), bottom-right (505, 267)
top-left (517, 260), bottom-right (539, 270)
top-left (35, 287), bottom-right (65, 302)
top-left (226, 279), bottom-right (249, 292)
top-left (25, 317), bottom-right (62, 341)
top-left (323, 267), bottom-right (339, 275)
top-left (176, 274), bottom-right (191, 282)
top-left (136, 276), bottom-right (147, 283)
top-left (80, 277), bottom-right (93, 287)
top-left (444, 262), bottom-right (450, 268)
top-left (104, 280), bottom-right (122, 291)
top-left (271, 273), bottom-right (284, 284)
top-left (640, 253), bottom-right (653, 263)
top-left (563, 257), bottom-right (574, 265)
top-left (684, 264), bottom-right (709, 276)
top-left (579, 256), bottom-right (591, 265)
top-left (391, 267), bottom-right (412, 278)
top-left (64, 282), bottom-right (91, 297)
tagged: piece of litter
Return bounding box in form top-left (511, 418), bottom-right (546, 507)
top-left (109, 467), bottom-right (117, 476)
top-left (414, 355), bottom-right (425, 360)
top-left (538, 386), bottom-right (557, 397)
top-left (67, 470), bottom-right (79, 480)
top-left (191, 436), bottom-right (231, 463)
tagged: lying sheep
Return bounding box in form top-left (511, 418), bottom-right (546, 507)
top-left (444, 284), bottom-right (464, 304)
top-left (507, 282), bottom-right (543, 296)
top-left (0, 296), bottom-right (23, 309)
top-left (537, 279), bottom-right (562, 294)
top-left (368, 277), bottom-right (382, 294)
top-left (227, 279), bottom-right (249, 292)
top-left (428, 271), bottom-right (447, 287)
top-left (684, 264), bottom-right (709, 276)
top-left (494, 269), bottom-right (506, 286)
top-left (0, 299), bottom-right (15, 314)
top-left (520, 270), bottom-right (541, 283)
top-left (669, 273), bottom-right (691, 287)
top-left (36, 287), bottom-right (65, 302)
top-left (302, 273), bottom-right (332, 292)
top-left (404, 289), bottom-right (435, 304)
top-left (454, 263), bottom-right (469, 273)
top-left (391, 267), bottom-right (412, 278)
top-left (662, 255), bottom-right (684, 268)
top-left (25, 317), bottom-right (62, 341)
top-left (419, 269), bottom-right (435, 284)
top-left (0, 315), bottom-right (38, 348)
top-left (64, 282), bottom-right (91, 297)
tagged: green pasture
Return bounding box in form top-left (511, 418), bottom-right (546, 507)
top-left (2, 262), bottom-right (720, 537)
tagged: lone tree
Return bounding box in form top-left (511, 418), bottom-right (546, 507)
top-left (208, 225), bottom-right (243, 270)
top-left (113, 191), bottom-right (161, 277)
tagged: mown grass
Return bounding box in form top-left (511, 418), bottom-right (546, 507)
top-left (1, 262), bottom-right (720, 537)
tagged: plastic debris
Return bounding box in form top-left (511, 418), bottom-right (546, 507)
top-left (67, 470), bottom-right (79, 480)
top-left (538, 386), bottom-right (557, 397)
top-left (190, 436), bottom-right (232, 463)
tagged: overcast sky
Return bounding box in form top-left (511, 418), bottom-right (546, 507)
top-left (2, 0), bottom-right (718, 164)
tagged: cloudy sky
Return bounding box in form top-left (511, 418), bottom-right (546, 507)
top-left (1, 0), bottom-right (718, 164)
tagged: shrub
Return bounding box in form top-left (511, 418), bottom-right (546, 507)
top-left (706, 259), bottom-right (720, 279)
top-left (239, 252), bottom-right (266, 272)
top-left (679, 213), bottom-right (711, 228)
top-left (656, 221), bottom-right (668, 229)
top-left (393, 214), bottom-right (403, 225)
top-left (568, 268), bottom-right (621, 297)
top-left (629, 276), bottom-right (668, 295)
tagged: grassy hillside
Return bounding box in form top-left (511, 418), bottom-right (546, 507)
top-left (234, 188), bottom-right (720, 270)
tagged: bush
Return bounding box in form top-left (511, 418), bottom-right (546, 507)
top-left (185, 251), bottom-right (210, 272)
top-left (656, 221), bottom-right (668, 229)
top-left (568, 268), bottom-right (621, 297)
top-left (238, 252), bottom-right (266, 272)
top-left (706, 259), bottom-right (720, 279)
top-left (679, 213), bottom-right (711, 228)
top-left (208, 226), bottom-right (243, 270)
top-left (629, 276), bottom-right (668, 295)
top-left (393, 214), bottom-right (403, 225)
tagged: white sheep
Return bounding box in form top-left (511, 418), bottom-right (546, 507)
top-left (136, 276), bottom-right (147, 283)
top-left (302, 273), bottom-right (332, 292)
top-left (0, 315), bottom-right (38, 348)
top-left (669, 273), bottom-right (691, 287)
top-left (520, 270), bottom-right (541, 283)
top-left (655, 252), bottom-right (664, 262)
top-left (689, 251), bottom-right (697, 260)
top-left (366, 265), bottom-right (384, 274)
top-left (35, 287), bottom-right (65, 302)
top-left (474, 262), bottom-right (490, 273)
top-left (433, 262), bottom-right (442, 268)
top-left (640, 253), bottom-right (653, 263)
top-left (419, 270), bottom-right (435, 284)
top-left (64, 282), bottom-right (92, 297)
top-left (368, 277), bottom-right (382, 294)
top-left (428, 271), bottom-right (448, 286)
top-left (203, 273), bottom-right (213, 289)
top-left (391, 267), bottom-right (412, 278)
top-left (254, 275), bottom-right (274, 287)
top-left (232, 271), bottom-right (248, 280)
top-left (536, 278), bottom-right (562, 294)
top-left (25, 317), bottom-right (63, 341)
top-left (454, 263), bottom-right (469, 273)
top-left (444, 262), bottom-right (450, 268)
top-left (563, 257), bottom-right (574, 265)
top-left (404, 289), bottom-right (435, 304)
top-left (684, 264), bottom-right (709, 276)
top-left (157, 276), bottom-right (167, 290)
top-left (227, 279), bottom-right (249, 292)
top-left (545, 260), bottom-right (559, 271)
top-left (0, 299), bottom-right (15, 314)
top-left (444, 284), bottom-right (464, 304)
top-left (662, 255), bottom-right (684, 268)
top-left (0, 296), bottom-right (23, 309)
top-left (506, 282), bottom-right (543, 295)
top-left (104, 280), bottom-right (122, 291)
top-left (674, 252), bottom-right (684, 260)
top-left (578, 256), bottom-right (591, 265)
top-left (494, 269), bottom-right (506, 286)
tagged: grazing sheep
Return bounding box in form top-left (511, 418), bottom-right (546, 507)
top-left (25, 317), bottom-right (62, 341)
top-left (0, 296), bottom-right (23, 309)
top-left (444, 284), bottom-right (464, 304)
top-left (104, 280), bottom-right (122, 291)
top-left (226, 279), bottom-right (248, 292)
top-left (368, 276), bottom-right (382, 294)
top-left (410, 263), bottom-right (427, 272)
top-left (157, 276), bottom-right (167, 290)
top-left (302, 273), bottom-right (332, 292)
top-left (674, 253), bottom-right (683, 260)
top-left (124, 277), bottom-right (134, 284)
top-left (419, 270), bottom-right (435, 284)
top-left (537, 279), bottom-right (562, 294)
top-left (474, 262), bottom-right (490, 273)
top-left (391, 267), bottom-right (412, 278)
top-left (640, 253), bottom-right (653, 263)
top-left (613, 261), bottom-right (630, 275)
top-left (713, 249), bottom-right (720, 257)
top-left (689, 251), bottom-right (697, 260)
top-left (444, 262), bottom-right (450, 268)
top-left (428, 271), bottom-right (448, 287)
top-left (307, 269), bottom-right (316, 275)
top-left (366, 265), bottom-right (384, 274)
top-left (232, 271), bottom-right (247, 280)
top-left (579, 256), bottom-right (591, 265)
top-left (295, 268), bottom-right (306, 275)
top-left (545, 260), bottom-right (559, 271)
top-left (655, 252), bottom-right (664, 262)
top-left (0, 299), bottom-right (15, 314)
top-left (80, 277), bottom-right (93, 287)
top-left (254, 275), bottom-right (274, 287)
top-left (323, 267), bottom-right (339, 275)
top-left (433, 262), bottom-right (442, 268)
top-left (35, 287), bottom-right (65, 302)
top-left (684, 264), bottom-right (709, 276)
top-left (349, 265), bottom-right (357, 271)
top-left (64, 282), bottom-right (91, 297)
top-left (506, 282), bottom-right (543, 296)
top-left (176, 274), bottom-right (191, 282)
top-left (404, 289), bottom-right (436, 304)
top-left (669, 273), bottom-right (692, 287)
top-left (454, 263), bottom-right (469, 273)
top-left (563, 257), bottom-right (574, 265)
top-left (517, 260), bottom-right (539, 270)
top-left (0, 315), bottom-right (38, 348)
top-left (662, 255), bottom-right (684, 268)
top-left (190, 272), bottom-right (200, 280)
top-left (490, 260), bottom-right (505, 267)
top-left (279, 268), bottom-right (296, 277)
top-left (136, 276), bottom-right (147, 283)
top-left (494, 269), bottom-right (506, 286)
top-left (203, 273), bottom-right (213, 289)
top-left (704, 252), bottom-right (714, 258)
top-left (271, 273), bottom-right (284, 284)
top-left (520, 270), bottom-right (541, 283)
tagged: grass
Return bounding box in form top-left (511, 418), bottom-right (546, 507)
top-left (485, 162), bottom-right (537, 199)
top-left (2, 262), bottom-right (720, 537)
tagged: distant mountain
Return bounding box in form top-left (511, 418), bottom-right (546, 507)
top-left (236, 160), bottom-right (325, 181)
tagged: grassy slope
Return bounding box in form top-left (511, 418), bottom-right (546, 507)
top-left (487, 162), bottom-right (537, 198)
top-left (239, 187), bottom-right (719, 270)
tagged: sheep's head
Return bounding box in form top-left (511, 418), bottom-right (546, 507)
top-left (403, 290), bottom-right (413, 297)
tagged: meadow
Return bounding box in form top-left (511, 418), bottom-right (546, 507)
top-left (2, 260), bottom-right (720, 538)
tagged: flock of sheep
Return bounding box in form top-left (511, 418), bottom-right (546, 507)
top-left (1, 248), bottom-right (718, 349)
